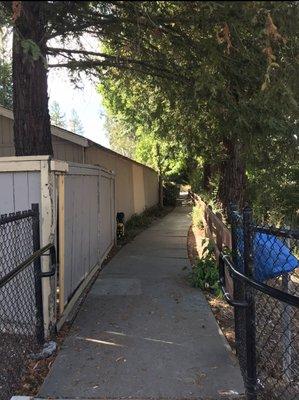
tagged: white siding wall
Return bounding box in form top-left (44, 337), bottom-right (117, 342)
top-left (0, 171), bottom-right (41, 332)
top-left (0, 171), bottom-right (40, 214)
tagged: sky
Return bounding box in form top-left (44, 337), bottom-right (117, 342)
top-left (48, 68), bottom-right (110, 148)
top-left (1, 29), bottom-right (110, 147)
top-left (47, 33), bottom-right (111, 148)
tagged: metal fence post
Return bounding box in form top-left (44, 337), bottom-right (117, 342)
top-left (32, 203), bottom-right (45, 345)
top-left (243, 206), bottom-right (257, 400)
top-left (229, 204), bottom-right (247, 376)
top-left (281, 229), bottom-right (294, 382)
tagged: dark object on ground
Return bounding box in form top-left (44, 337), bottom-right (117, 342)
top-left (116, 212), bottom-right (125, 238)
top-left (30, 341), bottom-right (57, 360)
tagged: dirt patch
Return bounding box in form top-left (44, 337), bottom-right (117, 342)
top-left (187, 224), bottom-right (236, 352)
top-left (16, 323), bottom-right (71, 396)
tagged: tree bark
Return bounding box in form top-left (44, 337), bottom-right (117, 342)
top-left (217, 139), bottom-right (246, 211)
top-left (202, 162), bottom-right (212, 192)
top-left (13, 1), bottom-right (53, 156)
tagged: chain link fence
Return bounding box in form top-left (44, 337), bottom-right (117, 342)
top-left (223, 207), bottom-right (299, 400)
top-left (0, 205), bottom-right (44, 400)
top-left (254, 226), bottom-right (299, 400)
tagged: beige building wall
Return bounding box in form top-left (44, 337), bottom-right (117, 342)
top-left (52, 136), bottom-right (84, 163)
top-left (85, 145), bottom-right (158, 219)
top-left (0, 114), bottom-right (14, 156)
top-left (0, 111), bottom-right (159, 220)
top-left (0, 114), bottom-right (84, 163)
top-left (132, 164), bottom-right (146, 215)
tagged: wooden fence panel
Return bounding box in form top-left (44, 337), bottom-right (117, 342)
top-left (62, 173), bottom-right (99, 306)
top-left (59, 163), bottom-right (115, 313)
top-left (99, 171), bottom-right (115, 258)
top-left (191, 193), bottom-right (232, 258)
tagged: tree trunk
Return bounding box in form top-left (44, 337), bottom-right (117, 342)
top-left (13, 1), bottom-right (53, 156)
top-left (202, 162), bottom-right (212, 192)
top-left (217, 139), bottom-right (246, 211)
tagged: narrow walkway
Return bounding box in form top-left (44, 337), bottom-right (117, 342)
top-left (39, 205), bottom-right (244, 399)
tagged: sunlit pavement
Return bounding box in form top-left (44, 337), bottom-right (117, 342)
top-left (39, 204), bottom-right (244, 399)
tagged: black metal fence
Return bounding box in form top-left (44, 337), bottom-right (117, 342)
top-left (220, 206), bottom-right (299, 400)
top-left (0, 204), bottom-right (55, 400)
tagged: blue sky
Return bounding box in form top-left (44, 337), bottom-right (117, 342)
top-left (48, 68), bottom-right (110, 147)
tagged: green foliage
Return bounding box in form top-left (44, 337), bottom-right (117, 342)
top-left (98, 1), bottom-right (299, 222)
top-left (0, 1), bottom-right (297, 223)
top-left (21, 39), bottom-right (44, 63)
top-left (0, 58), bottom-right (12, 108)
top-left (192, 205), bottom-right (204, 229)
top-left (105, 115), bottom-right (136, 158)
top-left (125, 212), bottom-right (152, 231)
top-left (99, 76), bottom-right (192, 180)
top-left (0, 27), bottom-right (12, 109)
top-left (119, 205), bottom-right (172, 244)
top-left (163, 182), bottom-right (179, 207)
top-left (189, 240), bottom-right (221, 297)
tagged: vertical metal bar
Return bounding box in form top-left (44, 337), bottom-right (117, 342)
top-left (243, 206), bottom-right (257, 400)
top-left (281, 273), bottom-right (293, 381)
top-left (282, 231), bottom-right (294, 381)
top-left (32, 203), bottom-right (44, 345)
top-left (229, 203), bottom-right (246, 378)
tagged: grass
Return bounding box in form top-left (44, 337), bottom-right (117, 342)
top-left (192, 204), bottom-right (204, 229)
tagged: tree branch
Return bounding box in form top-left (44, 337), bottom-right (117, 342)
top-left (47, 46), bottom-right (190, 83)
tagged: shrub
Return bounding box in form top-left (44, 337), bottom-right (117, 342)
top-left (163, 181), bottom-right (180, 206)
top-left (192, 205), bottom-right (204, 229)
top-left (189, 168), bottom-right (203, 194)
top-left (189, 239), bottom-right (221, 297)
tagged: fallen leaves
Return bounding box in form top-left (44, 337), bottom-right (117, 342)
top-left (265, 13), bottom-right (287, 44)
top-left (12, 1), bottom-right (22, 23)
top-left (216, 23), bottom-right (236, 55)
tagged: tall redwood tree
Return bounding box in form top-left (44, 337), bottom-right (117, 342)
top-left (13, 1), bottom-right (53, 155)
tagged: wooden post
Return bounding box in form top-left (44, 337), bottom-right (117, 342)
top-left (40, 159), bottom-right (57, 338)
top-left (58, 174), bottom-right (65, 315)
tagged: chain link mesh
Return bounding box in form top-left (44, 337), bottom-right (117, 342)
top-left (0, 209), bottom-right (43, 400)
top-left (229, 207), bottom-right (299, 400)
top-left (254, 228), bottom-right (299, 400)
top-left (230, 209), bottom-right (248, 381)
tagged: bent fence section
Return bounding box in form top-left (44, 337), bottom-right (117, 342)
top-left (191, 193), bottom-right (299, 400)
top-left (0, 156), bottom-right (115, 337)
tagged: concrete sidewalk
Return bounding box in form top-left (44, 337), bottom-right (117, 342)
top-left (39, 205), bottom-right (244, 399)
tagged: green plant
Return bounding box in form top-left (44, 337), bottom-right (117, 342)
top-left (118, 205), bottom-right (172, 245)
top-left (189, 239), bottom-right (221, 297)
top-left (192, 205), bottom-right (204, 229)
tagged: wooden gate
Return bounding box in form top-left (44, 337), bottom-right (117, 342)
top-left (58, 162), bottom-right (115, 318)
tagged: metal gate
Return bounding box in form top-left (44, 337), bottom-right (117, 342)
top-left (0, 204), bottom-right (55, 400)
top-left (220, 206), bottom-right (299, 400)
